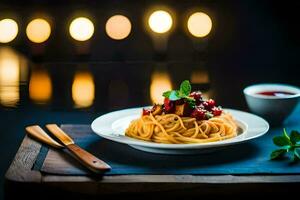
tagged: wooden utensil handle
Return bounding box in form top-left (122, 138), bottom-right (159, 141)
top-left (66, 144), bottom-right (111, 173)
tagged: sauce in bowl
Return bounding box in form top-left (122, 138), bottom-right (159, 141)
top-left (256, 91), bottom-right (296, 97)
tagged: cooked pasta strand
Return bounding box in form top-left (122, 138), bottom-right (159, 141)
top-left (125, 113), bottom-right (237, 144)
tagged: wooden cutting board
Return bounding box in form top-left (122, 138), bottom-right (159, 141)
top-left (5, 124), bottom-right (300, 199)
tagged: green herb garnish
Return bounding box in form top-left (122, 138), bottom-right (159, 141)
top-left (270, 129), bottom-right (300, 162)
top-left (163, 80), bottom-right (196, 107)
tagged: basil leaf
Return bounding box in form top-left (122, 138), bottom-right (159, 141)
top-left (283, 128), bottom-right (290, 140)
top-left (163, 90), bottom-right (172, 98)
top-left (270, 149), bottom-right (287, 160)
top-left (168, 90), bottom-right (181, 101)
top-left (294, 149), bottom-right (300, 160)
top-left (290, 150), bottom-right (300, 162)
top-left (273, 136), bottom-right (292, 146)
top-left (179, 80), bottom-right (191, 96)
top-left (185, 97), bottom-right (196, 108)
top-left (185, 96), bottom-right (195, 102)
top-left (177, 91), bottom-right (186, 98)
top-left (271, 129), bottom-right (300, 162)
top-left (290, 130), bottom-right (300, 145)
top-left (281, 145), bottom-right (292, 150)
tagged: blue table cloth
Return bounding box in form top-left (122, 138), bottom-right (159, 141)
top-left (34, 105), bottom-right (300, 175)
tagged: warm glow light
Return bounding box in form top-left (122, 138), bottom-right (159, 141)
top-left (150, 71), bottom-right (172, 103)
top-left (105, 15), bottom-right (131, 40)
top-left (72, 71), bottom-right (95, 107)
top-left (190, 70), bottom-right (209, 84)
top-left (148, 10), bottom-right (173, 33)
top-left (0, 58), bottom-right (19, 84)
top-left (26, 18), bottom-right (51, 43)
top-left (0, 19), bottom-right (18, 43)
top-left (69, 17), bottom-right (94, 41)
top-left (29, 70), bottom-right (52, 104)
top-left (187, 12), bottom-right (212, 37)
top-left (0, 48), bottom-right (20, 107)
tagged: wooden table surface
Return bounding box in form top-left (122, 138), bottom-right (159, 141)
top-left (5, 134), bottom-right (300, 199)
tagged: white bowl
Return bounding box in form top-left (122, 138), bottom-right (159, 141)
top-left (243, 84), bottom-right (300, 124)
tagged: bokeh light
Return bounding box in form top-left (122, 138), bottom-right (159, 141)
top-left (190, 69), bottom-right (212, 99)
top-left (29, 69), bottom-right (52, 104)
top-left (190, 69), bottom-right (209, 84)
top-left (150, 71), bottom-right (172, 103)
top-left (0, 19), bottom-right (18, 43)
top-left (69, 17), bottom-right (94, 41)
top-left (105, 15), bottom-right (132, 40)
top-left (148, 10), bottom-right (173, 34)
top-left (26, 18), bottom-right (51, 43)
top-left (72, 71), bottom-right (95, 108)
top-left (0, 47), bottom-right (20, 107)
top-left (187, 12), bottom-right (212, 38)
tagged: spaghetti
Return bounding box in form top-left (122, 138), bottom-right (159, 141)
top-left (125, 112), bottom-right (237, 144)
top-left (125, 80), bottom-right (238, 144)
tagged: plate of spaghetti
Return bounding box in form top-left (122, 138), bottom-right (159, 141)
top-left (91, 80), bottom-right (269, 154)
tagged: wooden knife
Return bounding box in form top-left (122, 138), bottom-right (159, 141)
top-left (45, 124), bottom-right (111, 173)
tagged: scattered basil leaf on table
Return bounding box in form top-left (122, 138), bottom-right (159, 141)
top-left (273, 135), bottom-right (291, 146)
top-left (270, 129), bottom-right (300, 162)
top-left (270, 149), bottom-right (287, 160)
top-left (290, 130), bottom-right (300, 144)
top-left (294, 149), bottom-right (300, 160)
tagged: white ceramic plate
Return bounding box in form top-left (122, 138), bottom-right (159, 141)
top-left (91, 107), bottom-right (269, 154)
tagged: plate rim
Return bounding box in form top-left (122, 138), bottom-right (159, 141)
top-left (91, 107), bottom-right (270, 149)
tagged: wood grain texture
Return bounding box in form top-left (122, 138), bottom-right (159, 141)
top-left (41, 175), bottom-right (300, 196)
top-left (66, 144), bottom-right (111, 172)
top-left (5, 124), bottom-right (300, 197)
top-left (41, 147), bottom-right (86, 174)
top-left (42, 174), bottom-right (300, 183)
top-left (45, 124), bottom-right (111, 173)
top-left (5, 135), bottom-right (42, 183)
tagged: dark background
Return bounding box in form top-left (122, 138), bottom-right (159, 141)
top-left (0, 0), bottom-right (299, 199)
